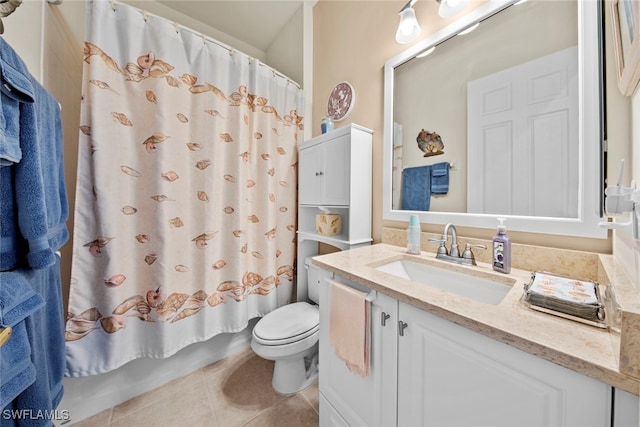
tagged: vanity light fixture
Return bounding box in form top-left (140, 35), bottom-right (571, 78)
top-left (416, 46), bottom-right (436, 58)
top-left (436, 0), bottom-right (470, 18)
top-left (395, 0), bottom-right (421, 44)
top-left (458, 22), bottom-right (479, 35)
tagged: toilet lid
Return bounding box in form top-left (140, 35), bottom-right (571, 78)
top-left (253, 302), bottom-right (319, 345)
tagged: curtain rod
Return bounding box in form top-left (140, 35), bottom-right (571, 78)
top-left (108, 0), bottom-right (301, 90)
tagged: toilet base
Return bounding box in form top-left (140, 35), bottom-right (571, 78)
top-left (271, 344), bottom-right (318, 395)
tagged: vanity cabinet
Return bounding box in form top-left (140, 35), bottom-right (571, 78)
top-left (297, 124), bottom-right (372, 302)
top-left (397, 302), bottom-right (610, 426)
top-left (318, 273), bottom-right (398, 427)
top-left (319, 273), bottom-right (616, 427)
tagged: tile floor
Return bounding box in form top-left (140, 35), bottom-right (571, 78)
top-left (72, 349), bottom-right (319, 427)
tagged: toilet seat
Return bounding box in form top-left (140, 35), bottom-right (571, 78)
top-left (253, 302), bottom-right (319, 346)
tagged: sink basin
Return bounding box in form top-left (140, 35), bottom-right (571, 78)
top-left (374, 259), bottom-right (514, 305)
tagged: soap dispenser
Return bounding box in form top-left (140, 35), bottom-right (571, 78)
top-left (492, 217), bottom-right (511, 274)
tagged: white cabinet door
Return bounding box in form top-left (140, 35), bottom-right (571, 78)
top-left (613, 388), bottom-right (640, 427)
top-left (321, 136), bottom-right (350, 205)
top-left (299, 143), bottom-right (324, 205)
top-left (319, 394), bottom-right (350, 427)
top-left (397, 302), bottom-right (610, 427)
top-left (299, 136), bottom-right (350, 206)
top-left (319, 276), bottom-right (398, 427)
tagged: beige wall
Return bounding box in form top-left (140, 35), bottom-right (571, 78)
top-left (603, 0), bottom-right (639, 288)
top-left (42, 4), bottom-right (84, 311)
top-left (2, 1), bottom-right (44, 81)
top-left (616, 88), bottom-right (640, 288)
top-left (312, 0), bottom-right (632, 254)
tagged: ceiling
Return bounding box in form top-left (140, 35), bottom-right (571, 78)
top-left (157, 1), bottom-right (305, 52)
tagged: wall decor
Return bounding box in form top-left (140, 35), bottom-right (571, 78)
top-left (327, 81), bottom-right (355, 121)
top-left (612, 0), bottom-right (640, 96)
top-left (416, 128), bottom-right (444, 157)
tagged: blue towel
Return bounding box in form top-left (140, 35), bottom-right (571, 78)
top-left (4, 257), bottom-right (66, 423)
top-left (402, 165), bottom-right (432, 211)
top-left (431, 162), bottom-right (450, 195)
top-left (0, 53), bottom-right (33, 166)
top-left (0, 270), bottom-right (45, 409)
top-left (0, 37), bottom-right (69, 271)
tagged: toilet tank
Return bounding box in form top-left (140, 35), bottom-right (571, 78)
top-left (304, 257), bottom-right (324, 304)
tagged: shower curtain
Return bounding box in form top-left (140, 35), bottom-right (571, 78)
top-left (65, 0), bottom-right (303, 376)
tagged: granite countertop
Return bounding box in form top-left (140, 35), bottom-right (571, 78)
top-left (312, 243), bottom-right (640, 396)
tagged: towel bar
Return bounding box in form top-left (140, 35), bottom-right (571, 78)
top-left (0, 326), bottom-right (12, 347)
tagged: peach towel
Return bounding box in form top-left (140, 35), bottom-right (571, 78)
top-left (329, 280), bottom-right (370, 377)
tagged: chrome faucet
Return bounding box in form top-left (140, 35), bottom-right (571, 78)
top-left (428, 223), bottom-right (486, 266)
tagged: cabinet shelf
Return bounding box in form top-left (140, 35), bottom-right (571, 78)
top-left (297, 231), bottom-right (373, 249)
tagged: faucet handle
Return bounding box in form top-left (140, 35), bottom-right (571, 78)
top-left (428, 237), bottom-right (448, 255)
top-left (462, 243), bottom-right (486, 264)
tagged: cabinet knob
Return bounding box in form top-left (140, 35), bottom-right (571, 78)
top-left (381, 312), bottom-right (391, 326)
top-left (315, 171), bottom-right (324, 176)
top-left (398, 320), bottom-right (408, 336)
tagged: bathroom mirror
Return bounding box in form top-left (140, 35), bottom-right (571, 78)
top-left (383, 0), bottom-right (606, 238)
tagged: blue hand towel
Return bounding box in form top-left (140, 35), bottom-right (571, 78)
top-left (5, 257), bottom-right (66, 421)
top-left (402, 165), bottom-right (432, 211)
top-left (0, 270), bottom-right (45, 409)
top-left (431, 162), bottom-right (450, 195)
top-left (0, 37), bottom-right (69, 271)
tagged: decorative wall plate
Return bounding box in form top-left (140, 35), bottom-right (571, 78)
top-left (416, 128), bottom-right (444, 157)
top-left (327, 81), bottom-right (355, 121)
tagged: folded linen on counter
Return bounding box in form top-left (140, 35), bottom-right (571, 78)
top-left (431, 161), bottom-right (449, 194)
top-left (0, 270), bottom-right (44, 409)
top-left (401, 165), bottom-right (431, 211)
top-left (329, 280), bottom-right (371, 377)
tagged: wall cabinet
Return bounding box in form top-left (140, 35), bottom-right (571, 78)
top-left (298, 136), bottom-right (350, 206)
top-left (297, 124), bottom-right (372, 302)
top-left (319, 273), bottom-right (632, 427)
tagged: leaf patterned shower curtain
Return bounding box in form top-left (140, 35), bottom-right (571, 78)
top-left (65, 0), bottom-right (303, 376)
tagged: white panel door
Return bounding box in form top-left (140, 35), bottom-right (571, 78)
top-left (467, 46), bottom-right (578, 217)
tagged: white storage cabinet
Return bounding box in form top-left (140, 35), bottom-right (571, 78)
top-left (297, 124), bottom-right (372, 302)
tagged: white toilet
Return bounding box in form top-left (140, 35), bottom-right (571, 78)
top-left (251, 257), bottom-right (321, 395)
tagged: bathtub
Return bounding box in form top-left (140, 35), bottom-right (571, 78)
top-left (56, 321), bottom-right (256, 425)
